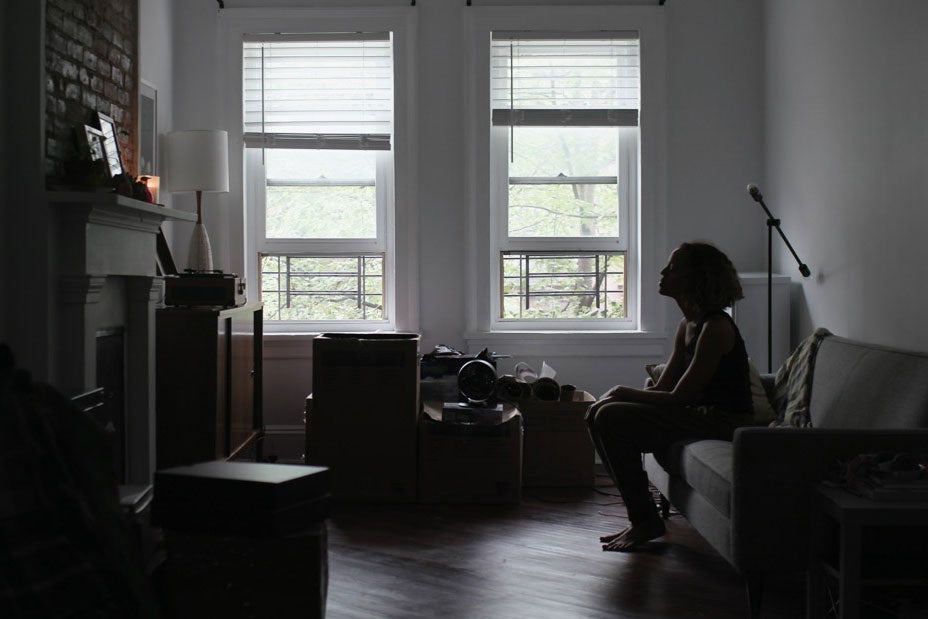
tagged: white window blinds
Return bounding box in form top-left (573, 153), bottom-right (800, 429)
top-left (490, 32), bottom-right (639, 127)
top-left (243, 33), bottom-right (393, 150)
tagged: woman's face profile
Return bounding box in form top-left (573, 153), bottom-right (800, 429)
top-left (658, 248), bottom-right (688, 299)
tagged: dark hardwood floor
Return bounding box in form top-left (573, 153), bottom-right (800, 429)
top-left (324, 472), bottom-right (806, 619)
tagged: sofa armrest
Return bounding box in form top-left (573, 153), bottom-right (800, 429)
top-left (730, 427), bottom-right (928, 574)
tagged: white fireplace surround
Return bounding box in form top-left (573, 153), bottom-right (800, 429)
top-left (51, 191), bottom-right (195, 484)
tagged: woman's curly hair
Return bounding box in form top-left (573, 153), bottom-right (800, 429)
top-left (674, 242), bottom-right (743, 316)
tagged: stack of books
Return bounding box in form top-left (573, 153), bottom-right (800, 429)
top-left (856, 473), bottom-right (928, 501)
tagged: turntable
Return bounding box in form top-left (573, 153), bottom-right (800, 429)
top-left (164, 269), bottom-right (246, 307)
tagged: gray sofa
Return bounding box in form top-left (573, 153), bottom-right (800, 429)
top-left (643, 333), bottom-right (928, 617)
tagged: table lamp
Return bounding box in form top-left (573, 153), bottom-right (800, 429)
top-left (164, 130), bottom-right (230, 272)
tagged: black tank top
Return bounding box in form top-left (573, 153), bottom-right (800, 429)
top-left (683, 312), bottom-right (753, 416)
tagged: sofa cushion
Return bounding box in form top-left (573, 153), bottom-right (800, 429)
top-left (661, 439), bottom-right (733, 515)
top-left (810, 336), bottom-right (928, 429)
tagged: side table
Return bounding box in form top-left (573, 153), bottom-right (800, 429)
top-left (807, 483), bottom-right (928, 619)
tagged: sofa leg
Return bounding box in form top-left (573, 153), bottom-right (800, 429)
top-left (745, 573), bottom-right (764, 619)
top-left (658, 493), bottom-right (671, 519)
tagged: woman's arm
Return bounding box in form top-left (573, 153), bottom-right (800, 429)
top-left (590, 319), bottom-right (686, 413)
top-left (650, 318), bottom-right (687, 391)
top-left (594, 315), bottom-right (735, 407)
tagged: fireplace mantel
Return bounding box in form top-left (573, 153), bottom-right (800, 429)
top-left (50, 191), bottom-right (196, 484)
top-left (52, 191), bottom-right (195, 278)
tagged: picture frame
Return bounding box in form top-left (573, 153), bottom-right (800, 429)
top-left (139, 80), bottom-right (158, 176)
top-left (156, 228), bottom-right (178, 276)
top-left (96, 112), bottom-right (124, 178)
top-left (81, 125), bottom-right (109, 177)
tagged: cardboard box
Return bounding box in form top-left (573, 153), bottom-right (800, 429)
top-left (418, 401), bottom-right (522, 503)
top-left (519, 390), bottom-right (596, 487)
top-left (307, 333), bottom-right (420, 501)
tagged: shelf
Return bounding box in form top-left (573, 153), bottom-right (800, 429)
top-left (49, 190), bottom-right (197, 222)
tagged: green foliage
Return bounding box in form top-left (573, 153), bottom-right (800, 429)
top-left (508, 127), bottom-right (620, 238)
top-left (266, 185), bottom-right (376, 239)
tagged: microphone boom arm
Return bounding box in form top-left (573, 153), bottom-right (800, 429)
top-left (753, 195), bottom-right (811, 278)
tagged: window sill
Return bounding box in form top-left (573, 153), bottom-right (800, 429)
top-left (463, 330), bottom-right (668, 358)
top-left (262, 329), bottom-right (669, 359)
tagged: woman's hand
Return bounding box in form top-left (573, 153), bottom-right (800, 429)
top-left (600, 385), bottom-right (633, 401)
top-left (586, 385), bottom-right (633, 421)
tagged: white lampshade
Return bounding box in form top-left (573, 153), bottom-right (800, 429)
top-left (164, 130), bottom-right (230, 193)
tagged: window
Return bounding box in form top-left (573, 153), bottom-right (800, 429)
top-left (243, 34), bottom-right (394, 325)
top-left (490, 33), bottom-right (640, 327)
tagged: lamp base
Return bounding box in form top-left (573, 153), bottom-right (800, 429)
top-left (188, 222), bottom-right (213, 272)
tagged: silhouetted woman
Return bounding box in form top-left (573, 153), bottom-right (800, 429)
top-left (587, 241), bottom-right (753, 551)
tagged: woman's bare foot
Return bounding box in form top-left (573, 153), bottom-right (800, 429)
top-left (600, 520), bottom-right (666, 551)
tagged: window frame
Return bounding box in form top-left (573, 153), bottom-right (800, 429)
top-left (491, 124), bottom-right (639, 328)
top-left (252, 148), bottom-right (393, 255)
top-left (487, 36), bottom-right (640, 331)
top-left (246, 147), bottom-right (394, 326)
top-left (222, 8), bottom-right (418, 334)
top-left (463, 6), bottom-right (668, 338)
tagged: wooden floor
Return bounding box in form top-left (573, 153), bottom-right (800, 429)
top-left (324, 475), bottom-right (806, 619)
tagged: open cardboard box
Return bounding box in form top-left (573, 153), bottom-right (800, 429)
top-left (418, 401), bottom-right (522, 503)
top-left (519, 390), bottom-right (596, 487)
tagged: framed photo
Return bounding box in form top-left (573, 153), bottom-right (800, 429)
top-left (96, 112), bottom-right (124, 177)
top-left (81, 125), bottom-right (109, 176)
top-left (156, 228), bottom-right (177, 276)
top-left (139, 80), bottom-right (158, 176)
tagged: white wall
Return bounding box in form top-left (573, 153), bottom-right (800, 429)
top-left (764, 1), bottom-right (928, 351)
top-left (666, 0), bottom-right (766, 267)
top-left (164, 0), bottom-right (766, 426)
top-left (139, 0), bottom-right (177, 241)
top-left (169, 0), bottom-right (237, 272)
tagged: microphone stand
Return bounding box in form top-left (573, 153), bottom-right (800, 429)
top-left (748, 186), bottom-right (811, 373)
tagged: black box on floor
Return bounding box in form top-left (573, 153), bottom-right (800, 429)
top-left (158, 523), bottom-right (328, 619)
top-left (153, 460), bottom-right (330, 537)
top-left (307, 333), bottom-right (420, 501)
top-left (418, 401), bottom-right (522, 503)
top-left (153, 460), bottom-right (330, 619)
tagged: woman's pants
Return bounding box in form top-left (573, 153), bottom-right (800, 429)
top-left (587, 402), bottom-right (741, 527)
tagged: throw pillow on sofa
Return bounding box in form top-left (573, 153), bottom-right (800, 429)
top-left (770, 327), bottom-right (832, 427)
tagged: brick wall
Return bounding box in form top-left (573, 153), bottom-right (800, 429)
top-left (45, 0), bottom-right (138, 186)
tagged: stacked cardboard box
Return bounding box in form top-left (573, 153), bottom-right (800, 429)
top-left (307, 333), bottom-right (420, 501)
top-left (418, 401), bottom-right (522, 503)
top-left (520, 390), bottom-right (596, 487)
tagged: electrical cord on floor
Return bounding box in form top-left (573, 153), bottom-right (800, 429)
top-left (521, 471), bottom-right (680, 515)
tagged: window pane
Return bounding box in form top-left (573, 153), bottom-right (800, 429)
top-left (261, 254), bottom-right (384, 321)
top-left (509, 184), bottom-right (618, 237)
top-left (510, 127), bottom-right (617, 177)
top-left (501, 252), bottom-right (625, 319)
top-left (508, 127), bottom-right (618, 238)
top-left (265, 149), bottom-right (377, 239)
